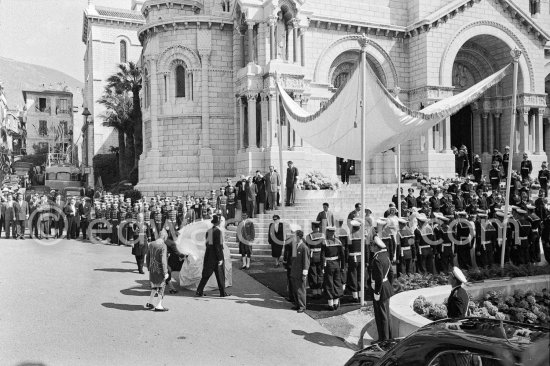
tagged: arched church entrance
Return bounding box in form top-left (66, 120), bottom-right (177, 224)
top-left (448, 34), bottom-right (523, 175)
top-left (328, 50), bottom-right (387, 182)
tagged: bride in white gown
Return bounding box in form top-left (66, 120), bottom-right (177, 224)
top-left (175, 217), bottom-right (232, 291)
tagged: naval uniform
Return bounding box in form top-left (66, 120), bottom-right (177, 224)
top-left (414, 224), bottom-right (435, 274)
top-left (516, 218), bottom-right (532, 265)
top-left (337, 229), bottom-right (349, 290)
top-left (528, 213), bottom-right (541, 263)
top-left (305, 232), bottom-right (325, 295)
top-left (109, 208), bottom-right (120, 245)
top-left (438, 224), bottom-right (455, 273)
top-left (456, 219), bottom-right (473, 270)
top-left (322, 237), bottom-right (345, 301)
top-left (346, 232), bottom-right (366, 294)
top-left (489, 168), bottom-right (501, 192)
top-left (396, 226), bottom-right (415, 276)
top-left (446, 285), bottom-right (469, 318)
top-left (475, 220), bottom-right (496, 268)
top-left (538, 169), bottom-right (550, 197)
top-left (520, 160), bottom-right (533, 182)
top-left (368, 249), bottom-right (394, 341)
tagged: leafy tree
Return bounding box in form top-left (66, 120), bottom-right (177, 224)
top-left (105, 62), bottom-right (142, 171)
top-left (97, 87), bottom-right (132, 179)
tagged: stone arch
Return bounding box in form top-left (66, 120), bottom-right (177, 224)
top-left (278, 0), bottom-right (298, 20)
top-left (314, 35), bottom-right (398, 89)
top-left (439, 21), bottom-right (535, 92)
top-left (157, 45), bottom-right (201, 73)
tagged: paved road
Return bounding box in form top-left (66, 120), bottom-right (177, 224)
top-left (0, 239), bottom-right (353, 366)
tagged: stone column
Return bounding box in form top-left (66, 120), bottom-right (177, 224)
top-left (260, 93), bottom-right (269, 149)
top-left (481, 112), bottom-right (488, 153)
top-left (269, 92), bottom-right (277, 149)
top-left (247, 93), bottom-right (257, 150)
top-left (519, 107), bottom-right (530, 153)
top-left (237, 97), bottom-right (243, 150)
top-left (291, 19), bottom-right (299, 64)
top-left (246, 21), bottom-right (255, 64)
top-left (535, 108), bottom-right (544, 154)
top-left (300, 26), bottom-right (307, 67)
top-left (269, 16), bottom-right (277, 61)
top-left (199, 50), bottom-right (211, 149)
top-left (493, 112), bottom-right (502, 150)
top-left (240, 26), bottom-right (246, 68)
top-left (443, 117), bottom-right (451, 151)
top-left (487, 114), bottom-right (495, 154)
top-left (146, 55), bottom-right (160, 181)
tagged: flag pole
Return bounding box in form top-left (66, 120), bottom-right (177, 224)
top-left (359, 35), bottom-right (368, 307)
top-left (275, 73), bottom-right (286, 237)
top-left (501, 49), bottom-right (521, 268)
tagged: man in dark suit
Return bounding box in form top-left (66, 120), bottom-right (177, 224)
top-left (253, 171), bottom-right (266, 215)
top-left (80, 197), bottom-right (92, 240)
top-left (63, 197), bottom-right (78, 239)
top-left (368, 236), bottom-right (394, 341)
top-left (245, 176), bottom-right (258, 219)
top-left (264, 166), bottom-right (280, 211)
top-left (315, 202), bottom-right (335, 235)
top-left (446, 266), bottom-right (469, 318)
top-left (4, 193), bottom-right (16, 239)
top-left (285, 161), bottom-right (299, 206)
top-left (290, 229), bottom-right (310, 313)
top-left (13, 193), bottom-right (29, 239)
top-left (195, 215), bottom-right (230, 297)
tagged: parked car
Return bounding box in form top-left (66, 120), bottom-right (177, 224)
top-left (344, 318), bottom-right (549, 366)
top-left (62, 186), bottom-right (85, 200)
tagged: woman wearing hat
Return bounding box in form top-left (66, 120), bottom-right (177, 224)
top-left (268, 215), bottom-right (284, 267)
top-left (446, 267), bottom-right (469, 318)
top-left (238, 218), bottom-right (255, 270)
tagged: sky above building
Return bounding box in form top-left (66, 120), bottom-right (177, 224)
top-left (0, 0), bottom-right (133, 82)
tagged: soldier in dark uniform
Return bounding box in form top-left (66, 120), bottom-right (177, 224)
top-left (438, 215), bottom-right (455, 273)
top-left (110, 202), bottom-right (121, 245)
top-left (455, 211), bottom-right (473, 270)
top-left (152, 205), bottom-right (163, 239)
top-left (131, 212), bottom-right (151, 274)
top-left (368, 236), bottom-right (394, 341)
top-left (472, 154), bottom-right (482, 183)
top-left (538, 162), bottom-right (549, 197)
top-left (282, 225), bottom-right (298, 304)
top-left (396, 218), bottom-right (414, 276)
top-left (474, 213), bottom-right (494, 268)
top-left (322, 227), bottom-right (345, 310)
top-left (195, 215), bottom-right (230, 298)
top-left (526, 204), bottom-right (541, 264)
top-left (502, 146), bottom-right (510, 176)
top-left (492, 149), bottom-right (503, 169)
top-left (414, 214), bottom-right (434, 274)
top-left (226, 186), bottom-right (236, 221)
top-left (405, 188), bottom-right (416, 210)
top-left (165, 202), bottom-right (178, 237)
top-left (431, 214), bottom-right (445, 273)
top-left (514, 208), bottom-right (531, 265)
top-left (446, 267), bottom-right (469, 318)
top-left (305, 221), bottom-right (324, 299)
top-left (520, 153), bottom-right (533, 183)
top-left (489, 161), bottom-right (501, 193)
top-left (347, 220), bottom-right (365, 302)
top-left (336, 218), bottom-right (350, 292)
top-left (542, 214), bottom-right (550, 264)
top-left (535, 190), bottom-right (547, 221)
top-left (216, 187), bottom-right (228, 219)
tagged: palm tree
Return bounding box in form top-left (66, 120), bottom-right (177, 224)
top-left (97, 86), bottom-right (132, 179)
top-left (106, 62), bottom-right (142, 171)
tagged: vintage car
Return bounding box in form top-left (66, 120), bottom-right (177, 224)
top-left (344, 318), bottom-right (549, 366)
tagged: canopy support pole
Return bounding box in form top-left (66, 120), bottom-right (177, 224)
top-left (501, 49), bottom-right (521, 268)
top-left (359, 36), bottom-right (368, 307)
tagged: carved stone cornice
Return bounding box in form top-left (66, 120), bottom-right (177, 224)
top-left (138, 16), bottom-right (233, 43)
top-left (141, 0), bottom-right (203, 17)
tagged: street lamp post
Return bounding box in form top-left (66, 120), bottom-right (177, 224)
top-left (81, 107), bottom-right (92, 188)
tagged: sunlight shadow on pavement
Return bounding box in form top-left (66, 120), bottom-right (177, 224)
top-left (291, 330), bottom-right (349, 349)
top-left (101, 302), bottom-right (147, 311)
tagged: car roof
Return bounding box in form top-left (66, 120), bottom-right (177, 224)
top-left (416, 318), bottom-right (549, 352)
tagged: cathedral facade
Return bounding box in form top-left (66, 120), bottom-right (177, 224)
top-left (132, 0), bottom-right (550, 195)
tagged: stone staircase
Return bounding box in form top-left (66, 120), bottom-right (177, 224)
top-left (225, 183), bottom-right (414, 258)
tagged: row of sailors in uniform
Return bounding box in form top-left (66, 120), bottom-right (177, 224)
top-left (300, 204), bottom-right (546, 307)
top-left (286, 222), bottom-right (393, 311)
